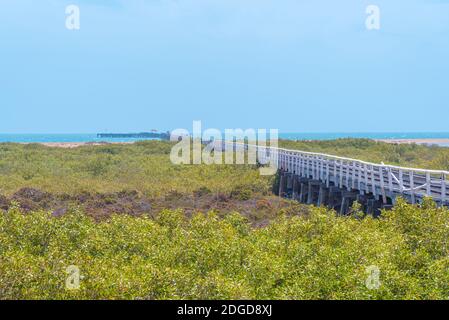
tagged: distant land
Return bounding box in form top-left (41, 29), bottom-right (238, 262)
top-left (97, 131), bottom-right (170, 140)
top-left (1, 132), bottom-right (449, 147)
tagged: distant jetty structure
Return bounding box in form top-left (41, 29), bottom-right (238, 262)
top-left (97, 131), bottom-right (170, 140)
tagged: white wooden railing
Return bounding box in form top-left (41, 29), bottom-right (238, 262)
top-left (219, 141), bottom-right (449, 205)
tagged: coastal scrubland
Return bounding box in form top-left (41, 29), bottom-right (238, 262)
top-left (2, 139), bottom-right (449, 198)
top-left (0, 141), bottom-right (270, 197)
top-left (1, 199), bottom-right (448, 299)
top-left (1, 139), bottom-right (448, 299)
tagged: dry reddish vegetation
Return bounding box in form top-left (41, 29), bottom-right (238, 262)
top-left (1, 187), bottom-right (308, 226)
top-left (0, 141), bottom-right (310, 226)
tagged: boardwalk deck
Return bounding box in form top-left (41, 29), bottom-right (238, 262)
top-left (223, 142), bottom-right (449, 206)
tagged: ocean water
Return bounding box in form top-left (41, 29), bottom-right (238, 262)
top-left (280, 132), bottom-right (449, 141)
top-left (0, 134), bottom-right (160, 143)
top-left (0, 133), bottom-right (449, 145)
top-left (280, 132), bottom-right (449, 147)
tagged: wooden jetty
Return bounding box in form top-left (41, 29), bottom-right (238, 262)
top-left (225, 142), bottom-right (449, 214)
top-left (97, 132), bottom-right (170, 140)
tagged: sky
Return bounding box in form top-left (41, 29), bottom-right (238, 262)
top-left (0, 0), bottom-right (448, 133)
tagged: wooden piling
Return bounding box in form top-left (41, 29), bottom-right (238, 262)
top-left (292, 175), bottom-right (299, 200)
top-left (340, 190), bottom-right (358, 215)
top-left (307, 180), bottom-right (322, 205)
top-left (317, 184), bottom-right (328, 207)
top-left (278, 171), bottom-right (286, 197)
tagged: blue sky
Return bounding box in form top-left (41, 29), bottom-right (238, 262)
top-left (0, 0), bottom-right (448, 133)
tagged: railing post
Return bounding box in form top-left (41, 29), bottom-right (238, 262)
top-left (275, 149), bottom-right (278, 170)
top-left (340, 161), bottom-right (344, 188)
top-left (289, 153), bottom-right (293, 173)
top-left (305, 154), bottom-right (308, 178)
top-left (426, 172), bottom-right (431, 196)
top-left (295, 154), bottom-right (299, 174)
top-left (371, 165), bottom-right (376, 197)
top-left (388, 168), bottom-right (393, 192)
top-left (345, 161), bottom-right (350, 190)
top-left (410, 171), bottom-right (416, 204)
top-left (291, 153), bottom-right (294, 173)
top-left (364, 164), bottom-right (369, 194)
top-left (301, 155), bottom-right (304, 177)
top-left (320, 157), bottom-right (324, 181)
top-left (291, 153), bottom-right (294, 174)
top-left (279, 151), bottom-right (282, 170)
top-left (357, 163), bottom-right (362, 191)
top-left (310, 156), bottom-right (313, 179)
top-left (300, 154), bottom-right (304, 177)
top-left (284, 152), bottom-right (287, 171)
top-left (283, 152), bottom-right (286, 172)
top-left (352, 161), bottom-right (356, 190)
top-left (334, 160), bottom-right (338, 186)
top-left (278, 150), bottom-right (282, 170)
top-left (379, 166), bottom-right (387, 204)
top-left (442, 173), bottom-right (447, 205)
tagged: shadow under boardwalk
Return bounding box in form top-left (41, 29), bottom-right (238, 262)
top-left (276, 169), bottom-right (392, 216)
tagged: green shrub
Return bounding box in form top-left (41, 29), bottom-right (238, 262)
top-left (230, 185), bottom-right (252, 201)
top-left (1, 202), bottom-right (448, 300)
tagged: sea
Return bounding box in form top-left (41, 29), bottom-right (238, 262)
top-left (1, 133), bottom-right (449, 146)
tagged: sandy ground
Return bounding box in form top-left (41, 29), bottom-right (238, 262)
top-left (375, 139), bottom-right (449, 145)
top-left (40, 142), bottom-right (132, 148)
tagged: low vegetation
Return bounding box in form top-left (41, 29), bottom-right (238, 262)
top-left (1, 199), bottom-right (447, 299)
top-left (0, 141), bottom-right (271, 197)
top-left (1, 139), bottom-right (448, 299)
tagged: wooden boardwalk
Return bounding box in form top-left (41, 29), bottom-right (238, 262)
top-left (227, 142), bottom-right (449, 206)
